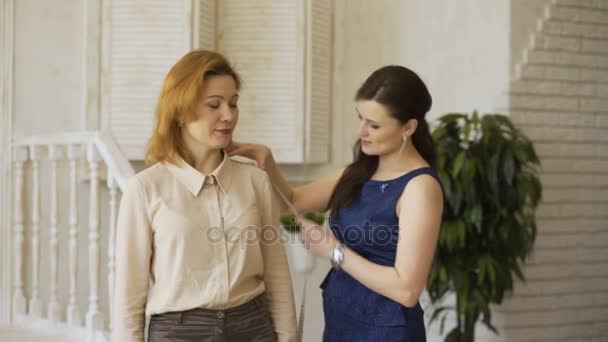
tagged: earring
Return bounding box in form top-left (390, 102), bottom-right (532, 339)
top-left (177, 120), bottom-right (184, 128)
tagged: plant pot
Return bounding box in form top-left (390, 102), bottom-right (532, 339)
top-left (284, 231), bottom-right (316, 274)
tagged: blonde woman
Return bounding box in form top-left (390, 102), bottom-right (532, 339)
top-left (112, 50), bottom-right (297, 342)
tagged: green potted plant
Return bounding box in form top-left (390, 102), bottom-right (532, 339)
top-left (427, 112), bottom-right (542, 342)
top-left (280, 212), bottom-right (326, 273)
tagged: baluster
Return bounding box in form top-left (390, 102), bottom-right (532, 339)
top-left (66, 144), bottom-right (82, 326)
top-left (47, 144), bottom-right (63, 322)
top-left (107, 175), bottom-right (118, 331)
top-left (86, 144), bottom-right (103, 333)
top-left (12, 146), bottom-right (28, 317)
top-left (29, 145), bottom-right (42, 317)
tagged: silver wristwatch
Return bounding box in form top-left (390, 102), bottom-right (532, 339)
top-left (330, 243), bottom-right (345, 270)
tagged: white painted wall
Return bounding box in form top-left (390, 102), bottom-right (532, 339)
top-left (0, 0), bottom-right (15, 326)
top-left (400, 0), bottom-right (511, 119)
top-left (13, 0), bottom-right (86, 136)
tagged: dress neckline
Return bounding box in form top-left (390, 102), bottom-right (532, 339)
top-left (367, 166), bottom-right (433, 183)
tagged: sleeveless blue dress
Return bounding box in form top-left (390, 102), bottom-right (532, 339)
top-left (321, 167), bottom-right (441, 342)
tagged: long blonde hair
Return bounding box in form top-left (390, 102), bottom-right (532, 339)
top-left (145, 50), bottom-right (241, 165)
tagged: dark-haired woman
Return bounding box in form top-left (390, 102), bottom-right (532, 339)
top-left (227, 65), bottom-right (443, 341)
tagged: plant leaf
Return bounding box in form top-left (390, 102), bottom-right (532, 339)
top-left (445, 328), bottom-right (461, 342)
top-left (452, 151), bottom-right (466, 179)
top-left (503, 147), bottom-right (515, 186)
top-left (429, 306), bottom-right (449, 325)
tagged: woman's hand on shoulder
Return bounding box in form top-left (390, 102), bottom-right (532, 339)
top-left (225, 141), bottom-right (272, 170)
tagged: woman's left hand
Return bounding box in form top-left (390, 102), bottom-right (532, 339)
top-left (298, 218), bottom-right (338, 258)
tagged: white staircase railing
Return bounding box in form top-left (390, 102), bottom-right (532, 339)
top-left (9, 131), bottom-right (134, 341)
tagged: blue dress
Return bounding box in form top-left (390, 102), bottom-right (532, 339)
top-left (321, 167), bottom-right (440, 342)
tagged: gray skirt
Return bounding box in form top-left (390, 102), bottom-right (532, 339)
top-left (148, 293), bottom-right (277, 342)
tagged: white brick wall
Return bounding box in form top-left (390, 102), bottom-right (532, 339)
top-left (501, 1), bottom-right (608, 341)
top-left (581, 38), bottom-right (608, 53)
top-left (537, 203), bottom-right (608, 217)
top-left (519, 64), bottom-right (583, 81)
top-left (549, 5), bottom-right (608, 24)
top-left (525, 49), bottom-right (608, 69)
top-left (510, 94), bottom-right (579, 111)
top-left (511, 111), bottom-right (608, 128)
top-left (533, 34), bottom-right (581, 51)
top-left (541, 174), bottom-right (608, 187)
top-left (530, 245), bottom-right (608, 264)
top-left (534, 142), bottom-right (608, 158)
top-left (579, 68), bottom-right (608, 82)
top-left (543, 188), bottom-right (608, 202)
top-left (556, 0), bottom-right (608, 10)
top-left (542, 20), bottom-right (608, 39)
top-left (519, 126), bottom-right (608, 142)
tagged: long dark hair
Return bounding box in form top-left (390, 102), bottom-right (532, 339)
top-left (327, 65), bottom-right (436, 215)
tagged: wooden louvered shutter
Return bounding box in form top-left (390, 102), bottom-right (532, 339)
top-left (307, 0), bottom-right (332, 163)
top-left (217, 0), bottom-right (304, 163)
top-left (102, 0), bottom-right (192, 159)
top-left (217, 0), bottom-right (331, 163)
top-left (198, 0), bottom-right (216, 50)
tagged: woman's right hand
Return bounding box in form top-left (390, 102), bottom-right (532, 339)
top-left (225, 141), bottom-right (272, 170)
